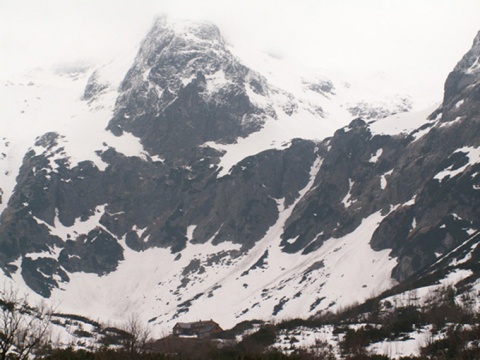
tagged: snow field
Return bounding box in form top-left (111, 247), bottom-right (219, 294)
top-left (39, 159), bottom-right (397, 337)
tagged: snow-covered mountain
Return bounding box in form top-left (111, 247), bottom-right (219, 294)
top-left (1, 16), bottom-right (479, 337)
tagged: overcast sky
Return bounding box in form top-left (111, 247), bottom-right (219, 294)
top-left (1, 0), bottom-right (479, 104)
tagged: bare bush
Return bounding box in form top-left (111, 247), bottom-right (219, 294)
top-left (0, 285), bottom-right (52, 360)
top-left (121, 313), bottom-right (151, 357)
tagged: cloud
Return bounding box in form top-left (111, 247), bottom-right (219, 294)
top-left (1, 0), bottom-right (479, 106)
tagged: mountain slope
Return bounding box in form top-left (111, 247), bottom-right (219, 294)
top-left (0, 18), bottom-right (479, 336)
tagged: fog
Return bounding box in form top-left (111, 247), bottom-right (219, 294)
top-left (1, 0), bottom-right (479, 105)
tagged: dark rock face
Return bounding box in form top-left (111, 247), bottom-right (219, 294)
top-left (369, 32), bottom-right (480, 281)
top-left (302, 79), bottom-right (335, 96)
top-left (21, 257), bottom-right (69, 297)
top-left (83, 70), bottom-right (110, 101)
top-left (281, 119), bottom-right (409, 254)
top-left (280, 31), bottom-right (480, 280)
top-left (58, 227), bottom-right (124, 274)
top-left (347, 97), bottom-right (412, 120)
top-left (442, 30), bottom-right (480, 111)
top-left (0, 128), bottom-right (317, 295)
top-left (107, 17), bottom-right (272, 158)
top-left (192, 140), bottom-right (318, 251)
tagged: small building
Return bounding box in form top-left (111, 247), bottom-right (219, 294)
top-left (173, 320), bottom-right (223, 338)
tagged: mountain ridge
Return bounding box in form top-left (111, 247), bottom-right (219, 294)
top-left (0, 17), bottom-right (479, 338)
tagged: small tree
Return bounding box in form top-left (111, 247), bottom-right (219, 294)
top-left (0, 285), bottom-right (52, 360)
top-left (310, 337), bottom-right (336, 359)
top-left (121, 313), bottom-right (151, 357)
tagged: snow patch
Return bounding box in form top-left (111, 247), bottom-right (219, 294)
top-left (466, 56), bottom-right (480, 74)
top-left (206, 108), bottom-right (338, 178)
top-left (31, 205), bottom-right (108, 241)
top-left (342, 179), bottom-right (356, 208)
top-left (380, 169), bottom-right (393, 190)
top-left (455, 99), bottom-right (464, 108)
top-left (369, 104), bottom-right (438, 136)
top-left (132, 225), bottom-right (148, 239)
top-left (205, 69), bottom-right (228, 94)
top-left (434, 146), bottom-right (480, 182)
top-left (186, 225), bottom-right (197, 241)
top-left (369, 148), bottom-right (383, 163)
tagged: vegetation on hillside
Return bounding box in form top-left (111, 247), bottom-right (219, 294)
top-left (2, 284), bottom-right (480, 359)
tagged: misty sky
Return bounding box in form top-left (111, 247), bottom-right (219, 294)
top-left (1, 0), bottom-right (479, 106)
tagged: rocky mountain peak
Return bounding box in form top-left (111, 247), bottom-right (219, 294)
top-left (441, 30), bottom-right (480, 111)
top-left (454, 29), bottom-right (480, 74)
top-left (121, 16), bottom-right (229, 94)
top-left (169, 17), bottom-right (224, 43)
top-left (473, 29), bottom-right (480, 46)
top-left (107, 17), bottom-right (275, 158)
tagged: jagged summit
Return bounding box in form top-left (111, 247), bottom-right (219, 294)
top-left (453, 29), bottom-right (480, 74)
top-left (120, 16), bottom-right (231, 96)
top-left (107, 16), bottom-right (276, 158)
top-left (441, 30), bottom-right (480, 111)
